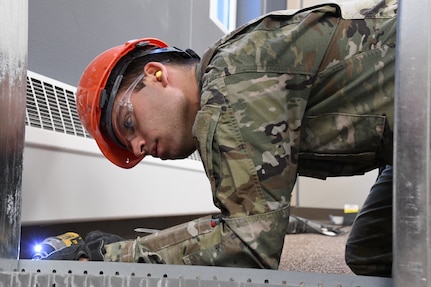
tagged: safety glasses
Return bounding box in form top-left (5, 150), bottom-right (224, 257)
top-left (112, 73), bottom-right (146, 151)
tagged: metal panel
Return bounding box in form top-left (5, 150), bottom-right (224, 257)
top-left (0, 260), bottom-right (393, 287)
top-left (393, 0), bottom-right (431, 285)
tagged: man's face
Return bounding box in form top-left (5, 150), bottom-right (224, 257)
top-left (111, 74), bottom-right (197, 160)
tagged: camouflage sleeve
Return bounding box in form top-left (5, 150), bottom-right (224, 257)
top-left (299, 10), bottom-right (397, 178)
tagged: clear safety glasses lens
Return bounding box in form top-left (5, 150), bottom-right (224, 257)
top-left (112, 73), bottom-right (146, 150)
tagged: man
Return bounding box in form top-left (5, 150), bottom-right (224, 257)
top-left (58, 0), bottom-right (397, 276)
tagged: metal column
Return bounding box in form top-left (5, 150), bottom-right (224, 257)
top-left (394, 0), bottom-right (431, 285)
top-left (0, 0), bottom-right (28, 260)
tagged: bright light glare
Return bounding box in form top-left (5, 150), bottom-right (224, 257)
top-left (33, 244), bottom-right (42, 253)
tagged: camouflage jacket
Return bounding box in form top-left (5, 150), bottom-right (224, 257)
top-left (190, 0), bottom-right (396, 267)
top-left (104, 0), bottom-right (398, 269)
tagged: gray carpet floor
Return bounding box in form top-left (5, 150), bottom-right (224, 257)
top-left (279, 226), bottom-right (353, 274)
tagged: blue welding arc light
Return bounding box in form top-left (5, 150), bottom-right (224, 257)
top-left (31, 232), bottom-right (83, 259)
top-left (32, 242), bottom-right (55, 260)
top-left (33, 244), bottom-right (42, 253)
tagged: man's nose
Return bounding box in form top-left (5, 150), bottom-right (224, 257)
top-left (130, 136), bottom-right (146, 157)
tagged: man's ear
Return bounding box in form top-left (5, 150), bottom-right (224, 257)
top-left (144, 62), bottom-right (167, 86)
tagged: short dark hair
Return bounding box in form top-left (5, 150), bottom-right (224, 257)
top-left (120, 51), bottom-right (200, 92)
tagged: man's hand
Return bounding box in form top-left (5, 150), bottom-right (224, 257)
top-left (42, 230), bottom-right (124, 261)
top-left (42, 232), bottom-right (87, 260)
top-left (84, 230), bottom-right (124, 261)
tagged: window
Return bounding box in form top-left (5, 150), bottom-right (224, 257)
top-left (210, 0), bottom-right (237, 34)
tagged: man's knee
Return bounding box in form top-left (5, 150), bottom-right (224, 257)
top-left (345, 242), bottom-right (392, 277)
top-left (345, 165), bottom-right (393, 277)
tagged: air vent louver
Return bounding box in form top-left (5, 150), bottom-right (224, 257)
top-left (26, 71), bottom-right (91, 138)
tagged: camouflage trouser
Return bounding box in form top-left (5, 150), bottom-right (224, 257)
top-left (104, 206), bottom-right (290, 268)
top-left (345, 165), bottom-right (393, 277)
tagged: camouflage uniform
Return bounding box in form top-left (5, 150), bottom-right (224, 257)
top-left (103, 0), bottom-right (397, 269)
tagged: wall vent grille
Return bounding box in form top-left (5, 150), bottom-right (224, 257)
top-left (26, 71), bottom-right (91, 138)
top-left (25, 71), bottom-right (201, 161)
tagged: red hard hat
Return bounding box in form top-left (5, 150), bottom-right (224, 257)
top-left (76, 38), bottom-right (169, 168)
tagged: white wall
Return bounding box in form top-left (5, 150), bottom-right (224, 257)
top-left (295, 171), bottom-right (377, 209)
top-left (287, 0), bottom-right (353, 10)
top-left (22, 127), bottom-right (218, 224)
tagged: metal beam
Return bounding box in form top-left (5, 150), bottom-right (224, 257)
top-left (394, 0), bottom-right (431, 285)
top-left (0, 259), bottom-right (393, 287)
top-left (0, 0), bottom-right (28, 260)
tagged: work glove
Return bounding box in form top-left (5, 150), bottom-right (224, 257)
top-left (40, 230), bottom-right (124, 261)
top-left (38, 232), bottom-right (87, 260)
top-left (84, 230), bottom-right (124, 261)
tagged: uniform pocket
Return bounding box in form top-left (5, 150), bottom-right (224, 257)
top-left (301, 113), bottom-right (385, 153)
top-left (299, 113), bottom-right (387, 178)
top-left (192, 106), bottom-right (222, 190)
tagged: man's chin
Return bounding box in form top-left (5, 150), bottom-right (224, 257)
top-left (172, 150), bottom-right (197, 160)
